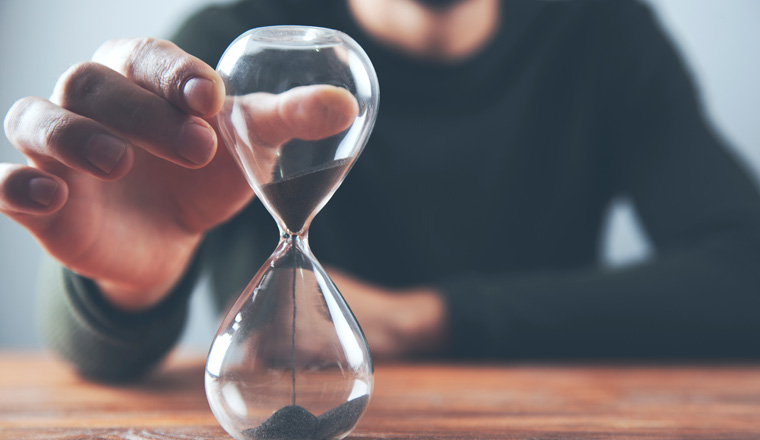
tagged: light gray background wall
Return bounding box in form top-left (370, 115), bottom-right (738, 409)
top-left (1, 0), bottom-right (759, 349)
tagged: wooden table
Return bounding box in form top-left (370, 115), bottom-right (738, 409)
top-left (1, 353), bottom-right (759, 439)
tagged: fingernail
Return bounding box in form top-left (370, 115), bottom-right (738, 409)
top-left (183, 78), bottom-right (215, 114)
top-left (28, 177), bottom-right (59, 207)
top-left (177, 122), bottom-right (215, 165)
top-left (85, 134), bottom-right (127, 174)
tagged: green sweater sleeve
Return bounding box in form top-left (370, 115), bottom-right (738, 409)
top-left (37, 252), bottom-right (201, 382)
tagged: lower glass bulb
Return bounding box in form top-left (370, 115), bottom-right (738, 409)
top-left (205, 235), bottom-right (373, 440)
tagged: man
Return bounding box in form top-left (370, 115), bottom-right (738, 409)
top-left (2, 0), bottom-right (760, 381)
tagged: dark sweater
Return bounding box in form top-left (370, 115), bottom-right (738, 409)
top-left (40, 0), bottom-right (760, 380)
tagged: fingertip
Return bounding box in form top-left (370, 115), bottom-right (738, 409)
top-left (83, 133), bottom-right (135, 180)
top-left (0, 166), bottom-right (68, 215)
top-left (182, 75), bottom-right (225, 116)
top-left (321, 85), bottom-right (360, 112)
top-left (95, 143), bottom-right (135, 181)
top-left (175, 120), bottom-right (217, 168)
top-left (28, 175), bottom-right (68, 212)
top-left (318, 86), bottom-right (359, 131)
top-left (285, 85), bottom-right (359, 140)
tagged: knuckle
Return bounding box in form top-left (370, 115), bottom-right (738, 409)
top-left (124, 37), bottom-right (159, 72)
top-left (53, 61), bottom-right (106, 109)
top-left (162, 56), bottom-right (195, 99)
top-left (124, 37), bottom-right (165, 79)
top-left (4, 97), bottom-right (36, 142)
top-left (93, 37), bottom-right (146, 74)
top-left (128, 38), bottom-right (192, 99)
top-left (42, 112), bottom-right (75, 154)
top-left (4, 96), bottom-right (83, 157)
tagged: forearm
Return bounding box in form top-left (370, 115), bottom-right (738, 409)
top-left (440, 231), bottom-right (760, 360)
top-left (37, 252), bottom-right (201, 382)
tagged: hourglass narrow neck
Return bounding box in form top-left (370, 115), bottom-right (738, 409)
top-left (278, 221), bottom-right (311, 239)
top-left (277, 230), bottom-right (312, 255)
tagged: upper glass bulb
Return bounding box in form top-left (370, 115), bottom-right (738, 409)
top-left (215, 25), bottom-right (379, 235)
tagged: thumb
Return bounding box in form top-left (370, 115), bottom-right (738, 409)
top-left (229, 85), bottom-right (359, 147)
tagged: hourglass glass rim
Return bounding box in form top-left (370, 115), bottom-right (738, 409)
top-left (242, 25), bottom-right (348, 48)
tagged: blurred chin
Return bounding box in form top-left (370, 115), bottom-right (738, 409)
top-left (414, 0), bottom-right (467, 8)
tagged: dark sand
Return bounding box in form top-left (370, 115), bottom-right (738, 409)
top-left (242, 395), bottom-right (370, 440)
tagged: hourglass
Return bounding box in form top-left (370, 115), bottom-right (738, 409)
top-left (205, 26), bottom-right (379, 440)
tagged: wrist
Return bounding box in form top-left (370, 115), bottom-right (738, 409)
top-left (93, 236), bottom-right (203, 312)
top-left (95, 277), bottom-right (186, 312)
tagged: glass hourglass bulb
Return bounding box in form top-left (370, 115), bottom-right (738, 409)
top-left (205, 26), bottom-right (379, 440)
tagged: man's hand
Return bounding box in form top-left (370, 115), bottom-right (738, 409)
top-left (1, 38), bottom-right (234, 310)
top-left (327, 267), bottom-right (448, 358)
top-left (1, 37), bottom-right (357, 312)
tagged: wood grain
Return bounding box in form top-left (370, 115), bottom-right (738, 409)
top-left (1, 352), bottom-right (759, 439)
